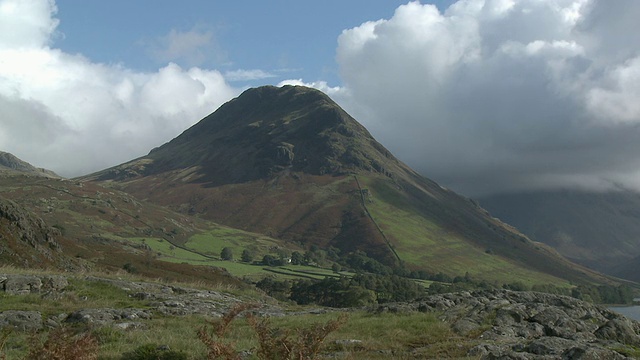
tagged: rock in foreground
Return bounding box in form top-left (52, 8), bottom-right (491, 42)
top-left (372, 289), bottom-right (640, 359)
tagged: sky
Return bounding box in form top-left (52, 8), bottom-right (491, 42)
top-left (2, 0), bottom-right (640, 197)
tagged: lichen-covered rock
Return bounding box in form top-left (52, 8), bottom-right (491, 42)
top-left (41, 275), bottom-right (69, 292)
top-left (595, 318), bottom-right (640, 346)
top-left (0, 310), bottom-right (42, 331)
top-left (0, 274), bottom-right (69, 294)
top-left (1, 275), bottom-right (42, 294)
top-left (65, 308), bottom-right (152, 326)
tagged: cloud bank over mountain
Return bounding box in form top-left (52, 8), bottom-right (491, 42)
top-left (3, 0), bottom-right (640, 197)
top-left (336, 0), bottom-right (640, 195)
top-left (0, 0), bottom-right (238, 176)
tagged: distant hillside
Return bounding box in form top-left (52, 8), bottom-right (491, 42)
top-left (0, 151), bottom-right (59, 177)
top-left (478, 189), bottom-right (640, 279)
top-left (83, 85), bottom-right (613, 286)
top-left (0, 171), bottom-right (249, 286)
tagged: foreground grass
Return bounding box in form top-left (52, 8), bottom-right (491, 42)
top-left (0, 267), bottom-right (482, 359)
top-left (0, 280), bottom-right (146, 318)
top-left (1, 311), bottom-right (475, 360)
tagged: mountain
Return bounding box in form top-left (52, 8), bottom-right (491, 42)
top-left (0, 151), bottom-right (59, 177)
top-left (479, 189), bottom-right (640, 281)
top-left (84, 85), bottom-right (612, 285)
top-left (611, 255), bottom-right (640, 282)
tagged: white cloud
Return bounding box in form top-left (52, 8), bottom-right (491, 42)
top-left (336, 0), bottom-right (640, 195)
top-left (225, 69), bottom-right (276, 82)
top-left (586, 56), bottom-right (640, 123)
top-left (277, 79), bottom-right (345, 98)
top-left (0, 0), bottom-right (58, 48)
top-left (0, 0), bottom-right (239, 176)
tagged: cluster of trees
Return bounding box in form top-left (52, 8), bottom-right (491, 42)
top-left (257, 273), bottom-right (427, 308)
top-left (235, 245), bottom-right (636, 306)
top-left (571, 284), bottom-right (634, 304)
top-left (248, 246), bottom-right (342, 268)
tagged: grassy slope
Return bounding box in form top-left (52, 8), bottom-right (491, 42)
top-left (0, 175), bottom-right (325, 284)
top-left (478, 190), bottom-right (640, 273)
top-left (358, 176), bottom-right (571, 286)
top-left (0, 172), bottom-right (613, 288)
top-left (102, 170), bottom-right (609, 286)
top-left (0, 174), bottom-right (353, 284)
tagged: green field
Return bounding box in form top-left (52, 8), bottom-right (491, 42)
top-left (120, 235), bottom-right (347, 282)
top-left (185, 225), bottom-right (299, 259)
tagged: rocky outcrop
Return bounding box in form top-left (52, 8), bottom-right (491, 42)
top-left (0, 198), bottom-right (62, 265)
top-left (0, 311), bottom-right (43, 331)
top-left (371, 289), bottom-right (640, 359)
top-left (82, 276), bottom-right (248, 317)
top-left (0, 274), bottom-right (281, 332)
top-left (65, 308), bottom-right (153, 326)
top-left (0, 151), bottom-right (59, 177)
top-left (0, 274), bottom-right (68, 294)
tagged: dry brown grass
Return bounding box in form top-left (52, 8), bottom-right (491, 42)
top-left (198, 303), bottom-right (347, 360)
top-left (0, 328), bottom-right (9, 360)
top-left (25, 327), bottom-right (98, 360)
top-left (247, 312), bottom-right (347, 360)
top-left (198, 303), bottom-right (259, 360)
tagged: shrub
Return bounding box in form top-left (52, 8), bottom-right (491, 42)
top-left (247, 313), bottom-right (347, 360)
top-left (122, 263), bottom-right (137, 274)
top-left (120, 344), bottom-right (187, 360)
top-left (198, 303), bottom-right (258, 360)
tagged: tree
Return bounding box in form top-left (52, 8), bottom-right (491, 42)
top-left (290, 251), bottom-right (304, 265)
top-left (241, 249), bottom-right (254, 263)
top-left (221, 247), bottom-right (233, 261)
top-left (332, 263), bottom-right (340, 273)
top-left (262, 254), bottom-right (283, 266)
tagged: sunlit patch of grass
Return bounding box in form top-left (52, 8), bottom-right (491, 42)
top-left (358, 176), bottom-right (566, 286)
top-left (185, 225), bottom-right (292, 261)
top-left (0, 278), bottom-right (148, 317)
top-left (96, 316), bottom-right (215, 359)
top-left (607, 344), bottom-right (640, 358)
top-left (125, 237), bottom-right (212, 262)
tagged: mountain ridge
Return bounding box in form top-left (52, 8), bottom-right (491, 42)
top-left (83, 85), bottom-right (613, 285)
top-left (479, 188), bottom-right (640, 282)
top-left (0, 151), bottom-right (59, 178)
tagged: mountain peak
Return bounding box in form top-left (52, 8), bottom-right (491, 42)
top-left (100, 85), bottom-right (401, 184)
top-left (84, 86), bottom-right (611, 285)
top-left (236, 85), bottom-right (333, 105)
